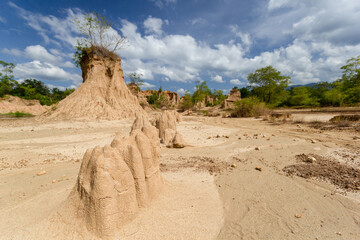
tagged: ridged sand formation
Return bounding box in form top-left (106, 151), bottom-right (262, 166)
top-left (68, 115), bottom-right (163, 238)
top-left (43, 52), bottom-right (145, 120)
top-left (155, 110), bottom-right (185, 148)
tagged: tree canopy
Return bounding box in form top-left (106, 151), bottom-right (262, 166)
top-left (248, 65), bottom-right (291, 104)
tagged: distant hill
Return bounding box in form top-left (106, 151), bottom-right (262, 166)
top-left (286, 82), bottom-right (317, 89)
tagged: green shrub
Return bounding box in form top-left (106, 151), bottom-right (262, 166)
top-left (231, 97), bottom-right (267, 118)
top-left (146, 91), bottom-right (169, 108)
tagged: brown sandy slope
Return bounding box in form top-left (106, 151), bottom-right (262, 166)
top-left (0, 95), bottom-right (47, 115)
top-left (0, 113), bottom-right (359, 239)
top-left (42, 54), bottom-right (144, 120)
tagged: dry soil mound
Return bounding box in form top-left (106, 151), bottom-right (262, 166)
top-left (0, 95), bottom-right (47, 115)
top-left (42, 53), bottom-right (145, 120)
top-left (67, 115), bottom-right (163, 238)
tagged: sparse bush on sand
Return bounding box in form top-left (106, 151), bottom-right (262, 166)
top-left (231, 97), bottom-right (268, 118)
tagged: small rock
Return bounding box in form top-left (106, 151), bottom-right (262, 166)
top-left (272, 134), bottom-right (275, 136)
top-left (255, 147), bottom-right (260, 150)
top-left (52, 179), bottom-right (56, 183)
top-left (231, 164), bottom-right (237, 168)
top-left (295, 214), bottom-right (302, 218)
top-left (37, 170), bottom-right (46, 176)
top-left (255, 167), bottom-right (262, 171)
top-left (336, 232), bottom-right (342, 236)
top-left (305, 156), bottom-right (316, 163)
top-left (207, 136), bottom-right (211, 139)
top-left (267, 137), bottom-right (271, 141)
top-left (243, 133), bottom-right (248, 136)
top-left (238, 137), bottom-right (242, 140)
top-left (311, 139), bottom-right (317, 143)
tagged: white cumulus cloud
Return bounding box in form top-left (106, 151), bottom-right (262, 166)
top-left (144, 16), bottom-right (166, 36)
top-left (211, 75), bottom-right (225, 83)
top-left (14, 60), bottom-right (82, 85)
top-left (2, 48), bottom-right (22, 56)
top-left (177, 88), bottom-right (186, 95)
top-left (230, 79), bottom-right (246, 85)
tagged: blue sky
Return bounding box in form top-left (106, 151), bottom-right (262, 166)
top-left (1, 0), bottom-right (360, 94)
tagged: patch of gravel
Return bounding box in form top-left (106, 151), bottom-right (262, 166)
top-left (283, 153), bottom-right (360, 191)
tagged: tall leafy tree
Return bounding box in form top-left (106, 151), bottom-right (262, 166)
top-left (340, 56), bottom-right (360, 104)
top-left (0, 61), bottom-right (16, 97)
top-left (288, 86), bottom-right (318, 106)
top-left (248, 66), bottom-right (290, 105)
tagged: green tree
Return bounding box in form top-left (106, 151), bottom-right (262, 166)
top-left (248, 66), bottom-right (290, 105)
top-left (192, 81), bottom-right (211, 104)
top-left (323, 86), bottom-right (345, 106)
top-left (212, 89), bottom-right (227, 105)
top-left (239, 87), bottom-right (251, 98)
top-left (179, 90), bottom-right (194, 112)
top-left (339, 56), bottom-right (360, 104)
top-left (288, 86), bottom-right (318, 106)
top-left (0, 61), bottom-right (16, 97)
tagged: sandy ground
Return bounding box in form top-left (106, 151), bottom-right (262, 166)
top-left (0, 113), bottom-right (359, 239)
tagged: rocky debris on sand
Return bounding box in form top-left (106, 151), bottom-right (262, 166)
top-left (155, 110), bottom-right (186, 148)
top-left (42, 52), bottom-right (145, 120)
top-left (283, 153), bottom-right (360, 191)
top-left (68, 115), bottom-right (163, 237)
top-left (255, 167), bottom-right (262, 171)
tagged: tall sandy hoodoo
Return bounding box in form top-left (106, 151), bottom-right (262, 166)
top-left (43, 50), bottom-right (145, 120)
top-left (68, 115), bottom-right (163, 238)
